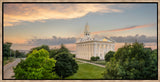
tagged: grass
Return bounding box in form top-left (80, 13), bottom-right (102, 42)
top-left (66, 61), bottom-right (105, 79)
top-left (92, 60), bottom-right (106, 65)
top-left (76, 58), bottom-right (106, 65)
top-left (3, 57), bottom-right (16, 65)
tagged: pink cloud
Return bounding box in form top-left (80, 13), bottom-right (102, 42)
top-left (91, 23), bottom-right (155, 35)
top-left (4, 4), bottom-right (128, 27)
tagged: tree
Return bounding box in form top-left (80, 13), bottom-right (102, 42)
top-left (27, 45), bottom-right (50, 57)
top-left (49, 49), bottom-right (59, 58)
top-left (105, 51), bottom-right (115, 62)
top-left (15, 50), bottom-right (26, 58)
top-left (57, 44), bottom-right (70, 53)
top-left (49, 44), bottom-right (71, 58)
top-left (103, 42), bottom-right (158, 80)
top-left (3, 42), bottom-right (12, 59)
top-left (144, 49), bottom-right (158, 79)
top-left (13, 49), bottom-right (58, 79)
top-left (55, 52), bottom-right (78, 79)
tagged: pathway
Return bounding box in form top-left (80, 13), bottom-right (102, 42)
top-left (76, 59), bottom-right (105, 68)
top-left (3, 58), bottom-right (25, 79)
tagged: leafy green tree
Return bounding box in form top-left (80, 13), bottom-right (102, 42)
top-left (145, 49), bottom-right (158, 79)
top-left (105, 51), bottom-right (115, 62)
top-left (10, 49), bottom-right (15, 57)
top-left (13, 49), bottom-right (58, 79)
top-left (3, 42), bottom-right (12, 59)
top-left (55, 52), bottom-right (78, 79)
top-left (49, 49), bottom-right (59, 58)
top-left (27, 45), bottom-right (50, 57)
top-left (57, 44), bottom-right (70, 53)
top-left (15, 50), bottom-right (26, 58)
top-left (49, 44), bottom-right (71, 58)
top-left (103, 42), bottom-right (158, 80)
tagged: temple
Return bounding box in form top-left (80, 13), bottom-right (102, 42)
top-left (76, 23), bottom-right (115, 60)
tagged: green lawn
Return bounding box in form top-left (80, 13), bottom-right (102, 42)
top-left (76, 58), bottom-right (106, 65)
top-left (66, 61), bottom-right (105, 79)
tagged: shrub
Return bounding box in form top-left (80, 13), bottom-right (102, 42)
top-left (90, 56), bottom-right (99, 61)
top-left (72, 54), bottom-right (76, 58)
top-left (96, 56), bottom-right (100, 60)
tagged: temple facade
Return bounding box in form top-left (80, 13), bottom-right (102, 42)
top-left (76, 24), bottom-right (115, 60)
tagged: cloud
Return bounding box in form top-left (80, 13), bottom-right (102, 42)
top-left (4, 4), bottom-right (130, 27)
top-left (110, 34), bottom-right (157, 43)
top-left (91, 23), bottom-right (155, 35)
top-left (26, 34), bottom-right (156, 46)
top-left (26, 36), bottom-right (76, 46)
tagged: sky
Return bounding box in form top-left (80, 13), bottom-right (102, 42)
top-left (3, 3), bottom-right (157, 50)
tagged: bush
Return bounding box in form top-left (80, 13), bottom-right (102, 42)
top-left (72, 54), bottom-right (76, 58)
top-left (91, 56), bottom-right (96, 61)
top-left (55, 52), bottom-right (78, 79)
top-left (96, 56), bottom-right (100, 60)
top-left (13, 49), bottom-right (58, 79)
top-left (90, 56), bottom-right (99, 61)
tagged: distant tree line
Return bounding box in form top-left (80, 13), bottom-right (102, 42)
top-left (3, 42), bottom-right (26, 60)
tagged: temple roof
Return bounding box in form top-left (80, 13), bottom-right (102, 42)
top-left (77, 37), bottom-right (115, 43)
top-left (77, 23), bottom-right (115, 43)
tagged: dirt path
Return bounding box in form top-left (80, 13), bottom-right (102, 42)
top-left (3, 58), bottom-right (25, 79)
top-left (76, 59), bottom-right (105, 68)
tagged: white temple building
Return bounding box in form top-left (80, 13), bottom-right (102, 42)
top-left (76, 23), bottom-right (115, 60)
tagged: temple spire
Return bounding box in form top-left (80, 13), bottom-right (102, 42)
top-left (84, 23), bottom-right (90, 36)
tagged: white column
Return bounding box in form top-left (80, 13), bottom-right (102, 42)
top-left (84, 44), bottom-right (85, 59)
top-left (98, 44), bottom-right (100, 57)
top-left (91, 43), bottom-right (93, 56)
top-left (77, 44), bottom-right (78, 58)
top-left (94, 42), bottom-right (97, 57)
top-left (113, 43), bottom-right (115, 51)
top-left (103, 44), bottom-right (105, 59)
top-left (88, 43), bottom-right (90, 59)
top-left (84, 44), bottom-right (86, 58)
top-left (82, 44), bottom-right (83, 59)
top-left (92, 43), bottom-right (94, 56)
top-left (87, 43), bottom-right (90, 59)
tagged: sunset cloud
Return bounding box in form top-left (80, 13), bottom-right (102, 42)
top-left (4, 4), bottom-right (131, 27)
top-left (91, 23), bottom-right (155, 35)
